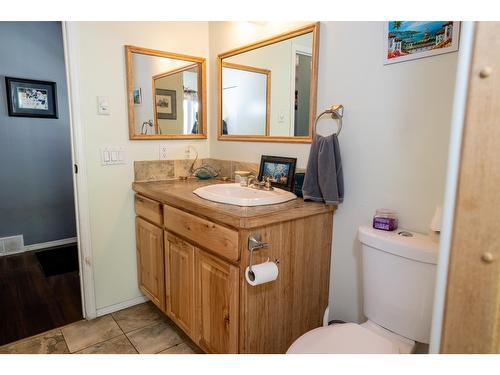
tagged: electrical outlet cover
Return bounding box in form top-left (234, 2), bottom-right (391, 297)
top-left (159, 144), bottom-right (168, 160)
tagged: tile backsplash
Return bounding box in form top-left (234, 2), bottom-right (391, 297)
top-left (134, 158), bottom-right (302, 182)
top-left (134, 160), bottom-right (175, 182)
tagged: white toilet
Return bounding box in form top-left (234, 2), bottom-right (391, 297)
top-left (287, 225), bottom-right (438, 354)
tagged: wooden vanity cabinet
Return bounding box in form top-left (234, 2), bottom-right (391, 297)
top-left (135, 216), bottom-right (165, 311)
top-left (133, 185), bottom-right (334, 354)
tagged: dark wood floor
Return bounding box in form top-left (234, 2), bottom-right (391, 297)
top-left (0, 247), bottom-right (82, 346)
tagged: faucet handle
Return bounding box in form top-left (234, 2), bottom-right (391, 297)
top-left (263, 176), bottom-right (274, 190)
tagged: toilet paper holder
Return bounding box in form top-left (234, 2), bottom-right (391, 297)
top-left (248, 233), bottom-right (270, 282)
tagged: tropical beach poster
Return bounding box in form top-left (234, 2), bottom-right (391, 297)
top-left (384, 21), bottom-right (460, 64)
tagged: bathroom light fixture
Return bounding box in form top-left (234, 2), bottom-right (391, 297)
top-left (314, 104), bottom-right (344, 135)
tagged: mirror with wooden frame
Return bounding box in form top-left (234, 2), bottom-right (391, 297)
top-left (218, 23), bottom-right (319, 143)
top-left (125, 46), bottom-right (207, 140)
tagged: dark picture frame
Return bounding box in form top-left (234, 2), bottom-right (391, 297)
top-left (155, 88), bottom-right (177, 120)
top-left (5, 77), bottom-right (58, 118)
top-left (258, 155), bottom-right (297, 191)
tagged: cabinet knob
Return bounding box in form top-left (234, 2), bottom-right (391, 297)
top-left (481, 252), bottom-right (494, 263)
top-left (479, 66), bottom-right (492, 79)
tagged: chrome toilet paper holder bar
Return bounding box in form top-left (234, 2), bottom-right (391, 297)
top-left (248, 233), bottom-right (269, 282)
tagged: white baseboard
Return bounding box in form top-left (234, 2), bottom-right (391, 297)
top-left (96, 295), bottom-right (148, 317)
top-left (0, 237), bottom-right (78, 256)
top-left (24, 237), bottom-right (78, 252)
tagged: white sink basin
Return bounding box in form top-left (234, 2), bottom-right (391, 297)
top-left (193, 183), bottom-right (297, 207)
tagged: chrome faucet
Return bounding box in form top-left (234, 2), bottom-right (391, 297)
top-left (248, 176), bottom-right (274, 191)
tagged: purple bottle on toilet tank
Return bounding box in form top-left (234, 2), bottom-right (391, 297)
top-left (373, 209), bottom-right (398, 231)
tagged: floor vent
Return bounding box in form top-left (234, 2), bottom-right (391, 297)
top-left (0, 235), bottom-right (25, 256)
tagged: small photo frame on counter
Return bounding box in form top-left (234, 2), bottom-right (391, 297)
top-left (5, 77), bottom-right (58, 118)
top-left (258, 155), bottom-right (297, 191)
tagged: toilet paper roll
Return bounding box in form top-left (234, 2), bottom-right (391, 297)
top-left (245, 261), bottom-right (279, 286)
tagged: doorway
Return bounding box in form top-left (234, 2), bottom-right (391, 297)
top-left (0, 21), bottom-right (83, 346)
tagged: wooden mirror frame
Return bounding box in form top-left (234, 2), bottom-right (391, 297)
top-left (217, 23), bottom-right (320, 144)
top-left (125, 45), bottom-right (207, 140)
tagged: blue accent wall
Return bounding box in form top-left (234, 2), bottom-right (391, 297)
top-left (0, 22), bottom-right (76, 245)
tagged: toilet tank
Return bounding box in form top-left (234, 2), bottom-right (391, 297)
top-left (358, 226), bottom-right (438, 344)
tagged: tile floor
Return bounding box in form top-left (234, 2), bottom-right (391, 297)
top-left (0, 302), bottom-right (202, 354)
top-left (0, 299), bottom-right (431, 355)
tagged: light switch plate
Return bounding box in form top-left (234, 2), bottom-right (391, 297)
top-left (97, 96), bottom-right (111, 115)
top-left (100, 147), bottom-right (126, 166)
top-left (278, 112), bottom-right (285, 123)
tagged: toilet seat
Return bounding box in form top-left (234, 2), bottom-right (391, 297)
top-left (286, 323), bottom-right (399, 354)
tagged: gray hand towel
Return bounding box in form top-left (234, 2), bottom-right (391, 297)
top-left (302, 134), bottom-right (344, 205)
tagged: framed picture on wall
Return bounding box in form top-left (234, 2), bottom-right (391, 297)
top-left (133, 88), bottom-right (142, 105)
top-left (384, 21), bottom-right (460, 65)
top-left (258, 155), bottom-right (297, 191)
top-left (155, 88), bottom-right (177, 120)
top-left (5, 77), bottom-right (58, 118)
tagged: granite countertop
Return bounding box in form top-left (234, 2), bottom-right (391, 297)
top-left (132, 178), bottom-right (335, 229)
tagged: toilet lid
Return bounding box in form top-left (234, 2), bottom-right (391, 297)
top-left (286, 323), bottom-right (399, 354)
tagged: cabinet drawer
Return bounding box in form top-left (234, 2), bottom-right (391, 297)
top-left (135, 194), bottom-right (162, 226)
top-left (164, 205), bottom-right (239, 262)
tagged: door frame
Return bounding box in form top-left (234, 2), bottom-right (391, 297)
top-left (62, 21), bottom-right (97, 320)
top-left (428, 21), bottom-right (500, 353)
top-left (429, 21), bottom-right (476, 353)
top-left (289, 42), bottom-right (312, 137)
top-left (434, 21), bottom-right (500, 353)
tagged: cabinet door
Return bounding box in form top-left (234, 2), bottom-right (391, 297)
top-left (195, 249), bottom-right (239, 353)
top-left (135, 217), bottom-right (165, 311)
top-left (164, 232), bottom-right (195, 337)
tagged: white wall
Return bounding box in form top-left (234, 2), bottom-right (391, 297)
top-left (69, 21), bottom-right (210, 311)
top-left (209, 21), bottom-right (457, 322)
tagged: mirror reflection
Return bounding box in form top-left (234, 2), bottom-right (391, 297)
top-left (222, 62), bottom-right (270, 136)
top-left (126, 46), bottom-right (206, 139)
top-left (218, 24), bottom-right (318, 142)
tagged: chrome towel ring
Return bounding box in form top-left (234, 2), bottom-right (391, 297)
top-left (314, 104), bottom-right (344, 136)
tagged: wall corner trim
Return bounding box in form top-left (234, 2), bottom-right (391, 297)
top-left (62, 21), bottom-right (97, 321)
